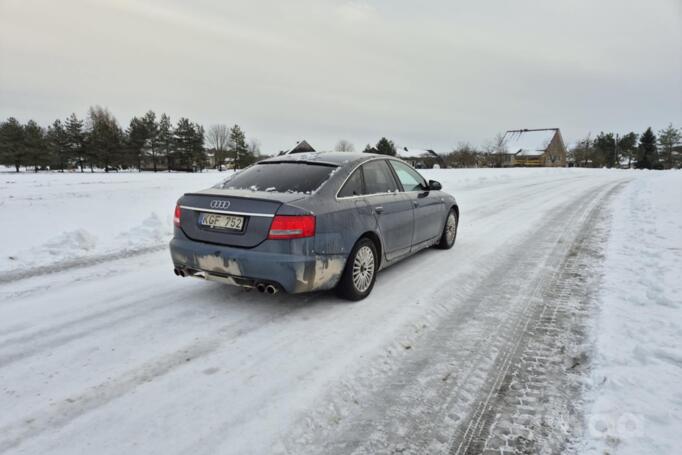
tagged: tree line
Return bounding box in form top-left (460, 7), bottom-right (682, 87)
top-left (568, 126), bottom-right (680, 170)
top-left (2, 112), bottom-right (679, 172)
top-left (0, 107), bottom-right (259, 172)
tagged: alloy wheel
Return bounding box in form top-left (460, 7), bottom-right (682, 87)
top-left (352, 245), bottom-right (375, 293)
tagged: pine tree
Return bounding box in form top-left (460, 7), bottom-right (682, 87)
top-left (657, 123), bottom-right (681, 169)
top-left (173, 118), bottom-right (197, 171)
top-left (65, 113), bottom-right (85, 172)
top-left (363, 144), bottom-right (377, 153)
top-left (228, 124), bottom-right (249, 170)
top-left (375, 137), bottom-right (397, 156)
top-left (594, 132), bottom-right (616, 168)
top-left (23, 120), bottom-right (46, 172)
top-left (192, 123), bottom-right (207, 171)
top-left (46, 119), bottom-right (71, 172)
top-left (636, 127), bottom-right (658, 169)
top-left (87, 106), bottom-right (123, 172)
top-left (142, 110), bottom-right (160, 172)
top-left (618, 132), bottom-right (638, 169)
top-left (158, 113), bottom-right (173, 171)
top-left (0, 117), bottom-right (26, 172)
top-left (126, 116), bottom-right (147, 170)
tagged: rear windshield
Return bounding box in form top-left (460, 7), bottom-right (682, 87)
top-left (218, 162), bottom-right (337, 194)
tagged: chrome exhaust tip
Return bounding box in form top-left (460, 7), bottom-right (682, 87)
top-left (265, 284), bottom-right (278, 295)
top-left (255, 283), bottom-right (266, 293)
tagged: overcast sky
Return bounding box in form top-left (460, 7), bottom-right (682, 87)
top-left (1, 0), bottom-right (680, 153)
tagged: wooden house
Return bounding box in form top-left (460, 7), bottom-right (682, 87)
top-left (499, 128), bottom-right (567, 167)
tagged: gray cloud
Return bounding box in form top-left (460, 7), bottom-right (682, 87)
top-left (1, 0), bottom-right (680, 152)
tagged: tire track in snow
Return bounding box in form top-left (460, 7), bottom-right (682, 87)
top-left (0, 244), bottom-right (167, 285)
top-left (449, 181), bottom-right (624, 455)
top-left (278, 178), bottom-right (629, 455)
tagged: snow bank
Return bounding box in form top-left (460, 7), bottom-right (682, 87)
top-left (42, 229), bottom-right (97, 256)
top-left (583, 171), bottom-right (682, 454)
top-left (0, 171), bottom-right (224, 273)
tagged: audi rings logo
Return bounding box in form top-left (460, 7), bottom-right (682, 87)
top-left (210, 200), bottom-right (231, 209)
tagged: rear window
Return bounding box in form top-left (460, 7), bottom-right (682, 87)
top-left (338, 169), bottom-right (364, 197)
top-left (218, 162), bottom-right (337, 194)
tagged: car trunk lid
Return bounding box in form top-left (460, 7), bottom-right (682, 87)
top-left (177, 189), bottom-right (307, 248)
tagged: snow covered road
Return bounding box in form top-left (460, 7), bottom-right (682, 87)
top-left (0, 169), bottom-right (664, 454)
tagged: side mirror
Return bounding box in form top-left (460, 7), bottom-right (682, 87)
top-left (428, 180), bottom-right (442, 191)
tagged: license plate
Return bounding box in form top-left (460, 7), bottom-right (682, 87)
top-left (199, 213), bottom-right (245, 231)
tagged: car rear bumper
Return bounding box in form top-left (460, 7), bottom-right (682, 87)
top-left (169, 236), bottom-right (346, 294)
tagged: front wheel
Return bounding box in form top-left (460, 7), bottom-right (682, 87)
top-left (436, 209), bottom-right (458, 249)
top-left (336, 237), bottom-right (378, 301)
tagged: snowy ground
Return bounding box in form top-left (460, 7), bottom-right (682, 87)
top-left (581, 171), bottom-right (682, 455)
top-left (0, 168), bottom-right (679, 454)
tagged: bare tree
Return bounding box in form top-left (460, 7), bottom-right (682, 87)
top-left (207, 124), bottom-right (230, 170)
top-left (248, 138), bottom-right (261, 158)
top-left (446, 142), bottom-right (479, 168)
top-left (335, 139), bottom-right (355, 153)
top-left (480, 132), bottom-right (507, 167)
top-left (571, 134), bottom-right (593, 167)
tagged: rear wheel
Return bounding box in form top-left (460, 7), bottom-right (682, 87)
top-left (336, 237), bottom-right (378, 301)
top-left (436, 209), bottom-right (458, 249)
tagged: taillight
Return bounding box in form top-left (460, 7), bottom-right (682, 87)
top-left (174, 204), bottom-right (181, 227)
top-left (268, 215), bottom-right (315, 239)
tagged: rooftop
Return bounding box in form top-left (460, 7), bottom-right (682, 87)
top-left (502, 129), bottom-right (558, 156)
top-left (285, 139), bottom-right (316, 154)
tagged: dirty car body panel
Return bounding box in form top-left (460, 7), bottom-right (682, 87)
top-left (169, 152), bottom-right (458, 294)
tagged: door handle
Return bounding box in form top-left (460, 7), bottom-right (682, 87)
top-left (374, 206), bottom-right (384, 214)
top-left (413, 201), bottom-right (419, 207)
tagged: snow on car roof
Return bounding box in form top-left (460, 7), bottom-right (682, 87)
top-left (503, 129), bottom-right (557, 156)
top-left (262, 151), bottom-right (370, 166)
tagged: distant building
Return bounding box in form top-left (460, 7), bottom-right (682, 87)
top-left (281, 139), bottom-right (316, 155)
top-left (498, 128), bottom-right (567, 167)
top-left (396, 147), bottom-right (445, 169)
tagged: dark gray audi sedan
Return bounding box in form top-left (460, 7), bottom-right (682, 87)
top-left (170, 152), bottom-right (458, 300)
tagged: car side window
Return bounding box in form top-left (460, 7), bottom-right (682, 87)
top-left (338, 169), bottom-right (364, 197)
top-left (389, 160), bottom-right (426, 192)
top-left (362, 160), bottom-right (399, 195)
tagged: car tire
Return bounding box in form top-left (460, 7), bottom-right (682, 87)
top-left (436, 208), bottom-right (458, 250)
top-left (336, 237), bottom-right (378, 301)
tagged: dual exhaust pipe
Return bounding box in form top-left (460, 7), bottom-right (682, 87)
top-left (174, 267), bottom-right (278, 294)
top-left (255, 282), bottom-right (279, 295)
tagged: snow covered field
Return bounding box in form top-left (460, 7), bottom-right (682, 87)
top-left (0, 168), bottom-right (679, 454)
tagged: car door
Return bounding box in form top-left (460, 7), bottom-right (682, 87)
top-left (388, 160), bottom-right (445, 246)
top-left (361, 159), bottom-right (414, 261)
